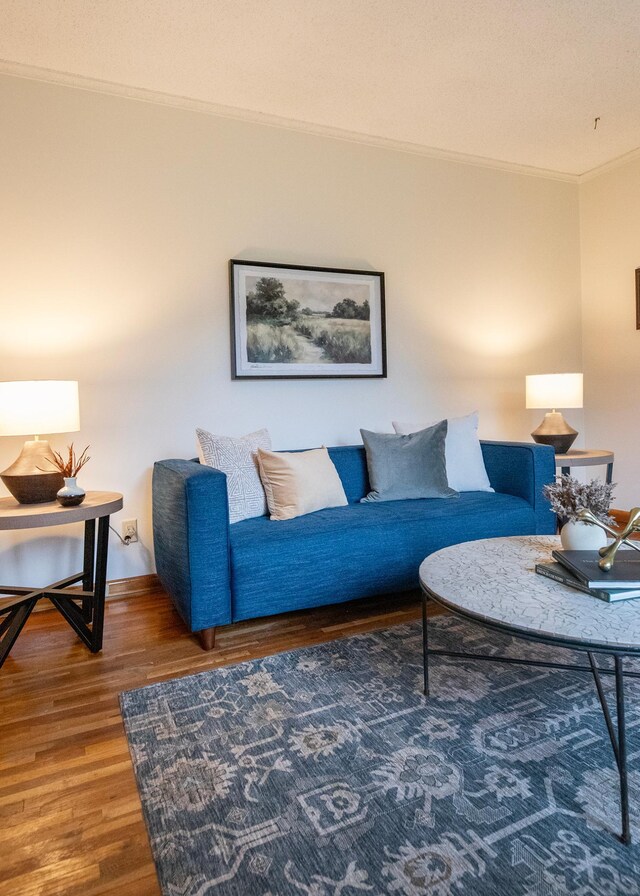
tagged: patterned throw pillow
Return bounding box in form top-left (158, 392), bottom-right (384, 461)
top-left (196, 428), bottom-right (271, 523)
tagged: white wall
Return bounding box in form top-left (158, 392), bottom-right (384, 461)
top-left (580, 156), bottom-right (640, 508)
top-left (0, 74), bottom-right (582, 586)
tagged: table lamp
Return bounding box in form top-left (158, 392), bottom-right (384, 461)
top-left (525, 373), bottom-right (583, 454)
top-left (0, 381), bottom-right (80, 504)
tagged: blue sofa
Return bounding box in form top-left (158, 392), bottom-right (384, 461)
top-left (152, 441), bottom-right (555, 648)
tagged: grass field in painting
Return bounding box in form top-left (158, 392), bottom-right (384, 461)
top-left (246, 316), bottom-right (371, 364)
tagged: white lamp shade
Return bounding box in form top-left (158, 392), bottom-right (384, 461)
top-left (525, 373), bottom-right (583, 410)
top-left (0, 380), bottom-right (80, 436)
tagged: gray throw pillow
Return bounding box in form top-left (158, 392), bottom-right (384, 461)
top-left (360, 421), bottom-right (458, 502)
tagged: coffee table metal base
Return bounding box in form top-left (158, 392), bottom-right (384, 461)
top-left (421, 591), bottom-right (637, 845)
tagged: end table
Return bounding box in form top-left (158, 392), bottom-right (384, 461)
top-left (0, 491), bottom-right (123, 669)
top-left (555, 449), bottom-right (614, 484)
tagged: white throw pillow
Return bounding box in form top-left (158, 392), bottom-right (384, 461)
top-left (257, 447), bottom-right (348, 521)
top-left (392, 412), bottom-right (493, 492)
top-left (196, 427), bottom-right (271, 523)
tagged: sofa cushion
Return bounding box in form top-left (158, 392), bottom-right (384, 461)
top-left (326, 446), bottom-right (370, 503)
top-left (229, 491), bottom-right (537, 621)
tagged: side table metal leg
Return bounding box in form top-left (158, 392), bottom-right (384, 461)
top-left (606, 462), bottom-right (614, 485)
top-left (82, 518), bottom-right (96, 622)
top-left (615, 656), bottom-right (631, 845)
top-left (561, 466), bottom-right (570, 477)
top-left (422, 593), bottom-right (430, 697)
top-left (90, 516), bottom-right (110, 653)
top-left (0, 596), bottom-right (39, 669)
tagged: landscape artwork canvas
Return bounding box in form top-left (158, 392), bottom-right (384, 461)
top-left (230, 260), bottom-right (386, 378)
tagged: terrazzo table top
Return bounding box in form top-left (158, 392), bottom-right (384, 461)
top-left (420, 535), bottom-right (640, 654)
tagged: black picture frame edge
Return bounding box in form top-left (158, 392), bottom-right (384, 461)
top-left (229, 259), bottom-right (387, 380)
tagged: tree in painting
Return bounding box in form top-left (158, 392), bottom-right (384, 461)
top-left (329, 298), bottom-right (370, 320)
top-left (246, 278), bottom-right (300, 323)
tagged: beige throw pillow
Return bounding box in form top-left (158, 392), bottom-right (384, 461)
top-left (257, 447), bottom-right (348, 521)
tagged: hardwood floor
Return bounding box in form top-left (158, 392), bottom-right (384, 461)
top-left (0, 587), bottom-right (427, 895)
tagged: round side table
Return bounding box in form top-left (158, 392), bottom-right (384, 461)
top-left (0, 491), bottom-right (123, 669)
top-left (555, 449), bottom-right (614, 484)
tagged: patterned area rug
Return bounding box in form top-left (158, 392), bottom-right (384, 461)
top-left (120, 616), bottom-right (640, 895)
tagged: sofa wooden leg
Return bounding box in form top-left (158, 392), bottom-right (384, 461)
top-left (197, 626), bottom-right (216, 651)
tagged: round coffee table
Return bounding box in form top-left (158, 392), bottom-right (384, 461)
top-left (419, 534), bottom-right (640, 845)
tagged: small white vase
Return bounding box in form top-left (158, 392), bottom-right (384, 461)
top-left (560, 519), bottom-right (607, 551)
top-left (56, 477), bottom-right (86, 507)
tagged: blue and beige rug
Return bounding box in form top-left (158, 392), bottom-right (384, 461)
top-left (120, 616), bottom-right (640, 895)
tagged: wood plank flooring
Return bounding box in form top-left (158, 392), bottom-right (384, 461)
top-left (0, 587), bottom-right (427, 895)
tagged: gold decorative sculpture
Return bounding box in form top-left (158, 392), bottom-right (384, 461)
top-left (577, 507), bottom-right (640, 570)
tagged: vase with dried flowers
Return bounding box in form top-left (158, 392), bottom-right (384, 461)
top-left (543, 474), bottom-right (615, 550)
top-left (42, 444), bottom-right (91, 507)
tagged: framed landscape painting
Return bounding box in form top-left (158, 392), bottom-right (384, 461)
top-left (230, 260), bottom-right (386, 379)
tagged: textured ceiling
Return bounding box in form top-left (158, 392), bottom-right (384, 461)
top-left (1, 0), bottom-right (640, 176)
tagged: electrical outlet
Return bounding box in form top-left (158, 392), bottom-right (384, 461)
top-left (122, 519), bottom-right (138, 544)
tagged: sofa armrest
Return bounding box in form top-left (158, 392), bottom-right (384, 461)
top-left (480, 441), bottom-right (556, 534)
top-left (152, 459), bottom-right (232, 632)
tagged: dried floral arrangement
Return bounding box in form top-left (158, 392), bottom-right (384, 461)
top-left (41, 443), bottom-right (91, 479)
top-left (543, 474), bottom-right (615, 524)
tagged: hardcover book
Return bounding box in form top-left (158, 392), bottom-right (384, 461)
top-left (552, 549), bottom-right (640, 589)
top-left (535, 561), bottom-right (640, 603)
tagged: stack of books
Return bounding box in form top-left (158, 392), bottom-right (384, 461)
top-left (536, 550), bottom-right (640, 603)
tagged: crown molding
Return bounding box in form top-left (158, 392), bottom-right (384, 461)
top-left (578, 144), bottom-right (640, 183)
top-left (0, 58), bottom-right (579, 183)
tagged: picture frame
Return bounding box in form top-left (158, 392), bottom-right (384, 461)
top-left (229, 260), bottom-right (386, 379)
top-left (636, 268), bottom-right (640, 330)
